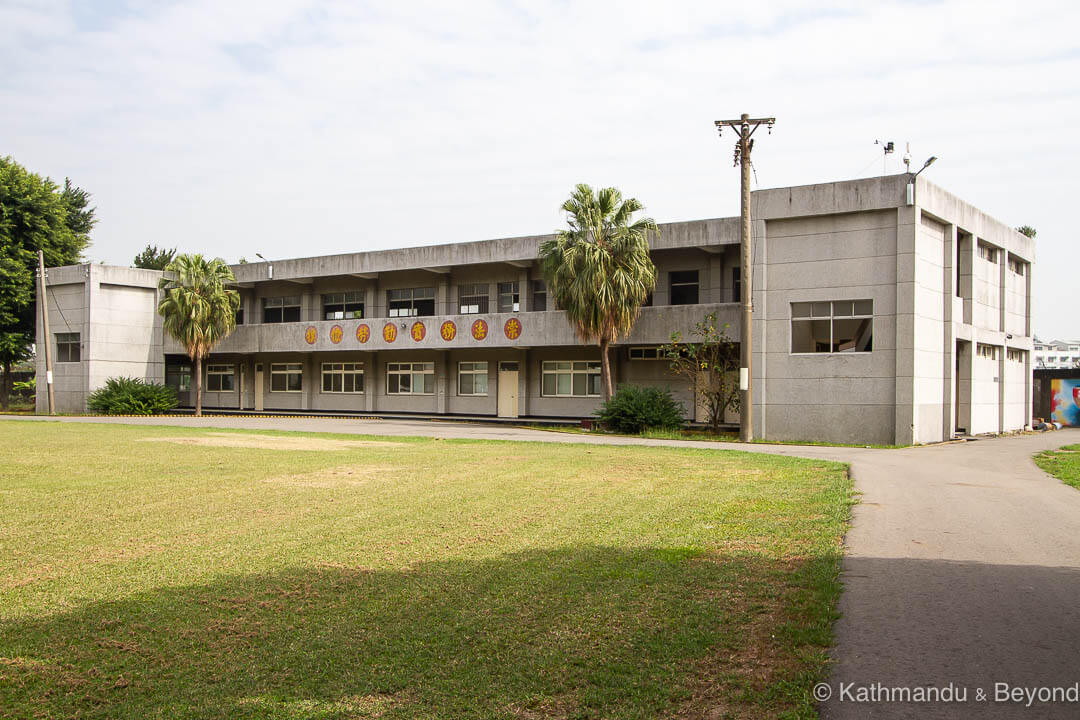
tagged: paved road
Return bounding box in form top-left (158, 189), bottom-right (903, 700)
top-left (4, 414), bottom-right (1080, 717)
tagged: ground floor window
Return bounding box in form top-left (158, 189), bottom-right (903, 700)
top-left (387, 362), bottom-right (434, 395)
top-left (165, 362), bottom-right (192, 392)
top-left (541, 361), bottom-right (601, 397)
top-left (270, 363), bottom-right (303, 392)
top-left (791, 300), bottom-right (873, 353)
top-left (206, 364), bottom-right (235, 392)
top-left (458, 361), bottom-right (488, 395)
top-left (628, 346), bottom-right (663, 360)
top-left (322, 362), bottom-right (364, 393)
top-left (56, 332), bottom-right (80, 363)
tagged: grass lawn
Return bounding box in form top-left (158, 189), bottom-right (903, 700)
top-left (1034, 443), bottom-right (1080, 490)
top-left (0, 420), bottom-right (853, 719)
top-left (527, 424), bottom-right (905, 449)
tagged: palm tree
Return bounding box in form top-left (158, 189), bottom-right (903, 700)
top-left (540, 184), bottom-right (659, 401)
top-left (158, 254), bottom-right (240, 416)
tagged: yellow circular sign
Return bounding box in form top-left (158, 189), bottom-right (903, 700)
top-left (504, 317), bottom-right (522, 340)
top-left (305, 326), bottom-right (317, 344)
top-left (440, 321), bottom-right (457, 341)
top-left (356, 324), bottom-right (370, 343)
top-left (383, 323), bottom-right (398, 343)
top-left (329, 325), bottom-right (343, 344)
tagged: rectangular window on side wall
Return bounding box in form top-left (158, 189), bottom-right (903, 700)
top-left (976, 343), bottom-right (1000, 360)
top-left (977, 243), bottom-right (998, 264)
top-left (386, 362), bottom-right (435, 394)
top-left (458, 284), bottom-right (489, 314)
top-left (1007, 256), bottom-right (1026, 276)
top-left (55, 332), bottom-right (80, 363)
top-left (206, 364), bottom-right (235, 392)
top-left (531, 280), bottom-right (547, 311)
top-left (388, 288), bottom-right (435, 317)
top-left (323, 292), bottom-right (365, 320)
top-left (457, 361), bottom-right (488, 395)
top-left (166, 362), bottom-right (192, 392)
top-left (263, 296), bottom-right (301, 323)
top-left (628, 347), bottom-right (663, 360)
top-left (732, 267), bottom-right (742, 303)
top-left (541, 361), bottom-right (601, 397)
top-left (321, 362), bottom-right (364, 393)
top-left (670, 270), bottom-right (700, 305)
top-left (791, 300), bottom-right (873, 354)
top-left (270, 363), bottom-right (303, 392)
top-left (1006, 349), bottom-right (1026, 363)
top-left (497, 282), bottom-right (520, 312)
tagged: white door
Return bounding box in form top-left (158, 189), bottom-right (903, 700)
top-left (498, 362), bottom-right (519, 418)
top-left (254, 363), bottom-right (264, 412)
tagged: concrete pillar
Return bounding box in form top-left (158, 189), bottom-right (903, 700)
top-left (366, 352), bottom-right (378, 412)
top-left (517, 348), bottom-right (529, 417)
top-left (437, 279), bottom-right (450, 317)
top-left (518, 269), bottom-right (530, 312)
top-left (893, 206), bottom-right (917, 446)
top-left (941, 224), bottom-right (957, 441)
top-left (364, 284), bottom-right (376, 320)
top-left (436, 350), bottom-right (449, 414)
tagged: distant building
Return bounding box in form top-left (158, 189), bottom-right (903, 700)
top-left (1033, 339), bottom-right (1080, 369)
top-left (36, 174), bottom-right (1035, 445)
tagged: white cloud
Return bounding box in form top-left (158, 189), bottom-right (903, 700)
top-left (2, 0), bottom-right (1078, 336)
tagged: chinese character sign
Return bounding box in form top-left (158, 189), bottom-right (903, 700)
top-left (504, 318), bottom-right (522, 340)
top-left (304, 326), bottom-right (317, 344)
top-left (440, 321), bottom-right (457, 341)
top-left (383, 323), bottom-right (398, 343)
top-left (471, 319), bottom-right (488, 341)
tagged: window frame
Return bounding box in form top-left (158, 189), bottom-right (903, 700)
top-left (790, 300), bottom-right (874, 355)
top-left (531, 280), bottom-right (547, 311)
top-left (206, 363), bottom-right (236, 392)
top-left (269, 362), bottom-right (303, 393)
top-left (166, 362), bottom-right (192, 392)
top-left (457, 361), bottom-right (489, 396)
top-left (457, 283), bottom-right (489, 315)
top-left (322, 291), bottom-right (365, 320)
top-left (55, 332), bottom-right (81, 363)
top-left (320, 362), bottom-right (365, 394)
top-left (262, 295), bottom-right (301, 324)
top-left (497, 281), bottom-right (520, 313)
top-left (388, 287), bottom-right (435, 318)
top-left (541, 360), bottom-right (602, 397)
top-left (669, 270), bottom-right (700, 306)
top-left (628, 346), bottom-right (664, 360)
top-left (386, 361), bottom-right (435, 395)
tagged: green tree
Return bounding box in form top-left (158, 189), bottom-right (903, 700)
top-left (133, 244), bottom-right (177, 270)
top-left (0, 157), bottom-right (94, 409)
top-left (157, 254), bottom-right (240, 416)
top-left (540, 184), bottom-right (658, 401)
top-left (1016, 225), bottom-right (1037, 239)
top-left (660, 312), bottom-right (740, 433)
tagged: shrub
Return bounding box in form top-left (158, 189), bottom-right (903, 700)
top-left (87, 377), bottom-right (179, 416)
top-left (595, 385), bottom-right (684, 434)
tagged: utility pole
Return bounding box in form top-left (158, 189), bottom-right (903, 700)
top-left (37, 250), bottom-right (55, 414)
top-left (714, 113), bottom-right (774, 442)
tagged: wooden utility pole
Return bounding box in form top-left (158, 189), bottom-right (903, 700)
top-left (714, 113), bottom-right (774, 442)
top-left (37, 250), bottom-right (55, 414)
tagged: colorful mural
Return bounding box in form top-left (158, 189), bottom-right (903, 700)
top-left (471, 319), bottom-right (488, 341)
top-left (304, 326), bottom-right (317, 344)
top-left (356, 324), bottom-right (370, 343)
top-left (504, 317), bottom-right (522, 340)
top-left (411, 321), bottom-right (426, 342)
top-left (440, 320), bottom-right (457, 341)
top-left (1051, 379), bottom-right (1080, 427)
top-left (329, 325), bottom-right (343, 344)
top-left (383, 323), bottom-right (398, 343)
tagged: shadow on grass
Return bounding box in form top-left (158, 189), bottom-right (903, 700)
top-left (0, 546), bottom-right (840, 720)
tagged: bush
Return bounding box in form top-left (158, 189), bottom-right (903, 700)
top-left (87, 377), bottom-right (179, 416)
top-left (595, 385), bottom-right (685, 434)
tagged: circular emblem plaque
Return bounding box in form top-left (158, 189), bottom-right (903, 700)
top-left (503, 317), bottom-right (522, 340)
top-left (411, 321), bottom-right (426, 342)
top-left (383, 323), bottom-right (398, 343)
top-left (440, 320), bottom-right (457, 341)
top-left (329, 325), bottom-right (343, 344)
top-left (356, 324), bottom-right (371, 343)
top-left (304, 326), bottom-right (317, 344)
top-left (471, 319), bottom-right (488, 341)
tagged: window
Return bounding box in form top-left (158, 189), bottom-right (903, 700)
top-left (457, 361), bottom-right (488, 395)
top-left (166, 362), bottom-right (192, 392)
top-left (1006, 349), bottom-right (1026, 363)
top-left (388, 287), bottom-right (435, 317)
top-left (629, 347), bottom-right (663, 360)
top-left (458, 284), bottom-right (489, 314)
top-left (977, 343), bottom-right (999, 360)
top-left (263, 296), bottom-right (301, 323)
top-left (1007, 257), bottom-right (1026, 276)
top-left (206, 364), bottom-right (235, 392)
top-left (498, 282), bottom-right (520, 312)
top-left (235, 307), bottom-right (244, 325)
top-left (541, 361), bottom-right (601, 397)
top-left (321, 362), bottom-right (364, 393)
top-left (670, 270), bottom-right (699, 305)
top-left (270, 363), bottom-right (303, 392)
top-left (55, 333), bottom-right (80, 363)
top-left (978, 243), bottom-right (998, 263)
top-left (732, 266), bottom-right (742, 303)
top-left (532, 280), bottom-right (547, 311)
top-left (323, 292), bottom-right (364, 320)
top-left (387, 362), bottom-right (434, 394)
top-left (791, 300), bottom-right (873, 353)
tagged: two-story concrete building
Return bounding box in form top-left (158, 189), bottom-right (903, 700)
top-left (35, 174), bottom-right (1035, 445)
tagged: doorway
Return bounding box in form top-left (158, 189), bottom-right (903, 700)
top-left (498, 361), bottom-right (519, 418)
top-left (254, 363), bottom-right (264, 412)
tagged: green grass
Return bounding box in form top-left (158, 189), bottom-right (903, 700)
top-left (526, 423), bottom-right (906, 449)
top-left (1034, 443), bottom-right (1080, 490)
top-left (0, 420), bottom-right (854, 719)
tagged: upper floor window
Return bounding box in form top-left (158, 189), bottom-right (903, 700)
top-left (235, 308), bottom-right (244, 325)
top-left (978, 243), bottom-right (998, 264)
top-left (977, 343), bottom-right (1000, 360)
top-left (498, 282), bottom-right (520, 313)
top-left (1007, 257), bottom-right (1026, 276)
top-left (388, 287), bottom-right (435, 317)
top-left (670, 270), bottom-right (699, 305)
top-left (532, 280), bottom-right (547, 311)
top-left (732, 267), bottom-right (742, 303)
top-left (458, 283), bottom-right (489, 314)
top-left (323, 292), bottom-right (364, 320)
top-left (263, 296), bottom-right (301, 323)
top-left (1006, 349), bottom-right (1026, 363)
top-left (206, 364), bottom-right (235, 392)
top-left (55, 332), bottom-right (80, 363)
top-left (791, 300), bottom-right (873, 354)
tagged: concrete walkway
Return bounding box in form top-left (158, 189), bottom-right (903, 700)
top-left (4, 414), bottom-right (1080, 717)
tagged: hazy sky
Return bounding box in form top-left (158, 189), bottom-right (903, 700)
top-left (3, 1), bottom-right (1078, 338)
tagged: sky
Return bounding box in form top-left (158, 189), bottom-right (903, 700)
top-left (2, 0), bottom-right (1078, 338)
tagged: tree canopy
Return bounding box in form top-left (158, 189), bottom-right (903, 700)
top-left (133, 244), bottom-right (177, 270)
top-left (0, 156), bottom-right (94, 408)
top-left (540, 184), bottom-right (658, 401)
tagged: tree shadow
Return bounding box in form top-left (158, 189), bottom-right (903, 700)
top-left (0, 546), bottom-right (836, 719)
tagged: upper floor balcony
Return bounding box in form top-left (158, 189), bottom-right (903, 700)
top-left (163, 303), bottom-right (741, 356)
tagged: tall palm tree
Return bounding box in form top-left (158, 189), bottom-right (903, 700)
top-left (158, 254), bottom-right (240, 416)
top-left (540, 184), bottom-right (659, 401)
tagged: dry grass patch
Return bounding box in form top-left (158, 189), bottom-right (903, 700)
top-left (138, 432), bottom-right (405, 451)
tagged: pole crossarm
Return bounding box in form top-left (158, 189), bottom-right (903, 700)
top-left (713, 117), bottom-right (775, 128)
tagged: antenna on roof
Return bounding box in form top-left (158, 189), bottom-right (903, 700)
top-left (874, 140), bottom-right (895, 175)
